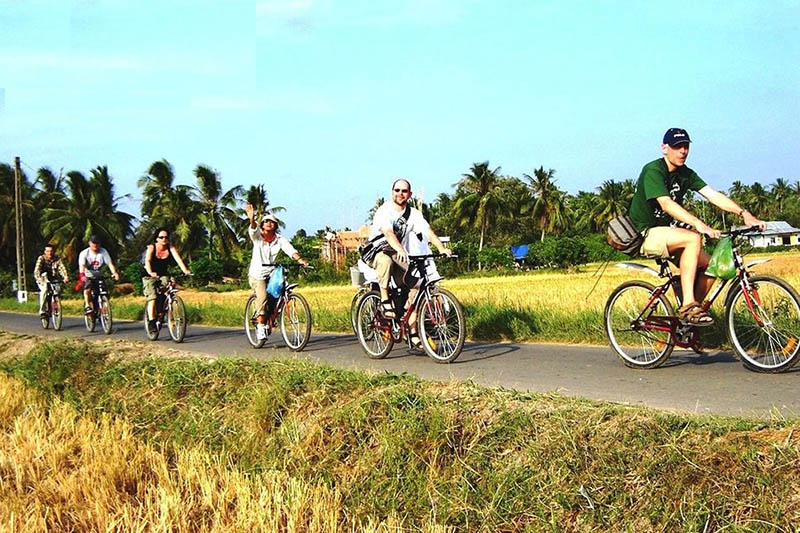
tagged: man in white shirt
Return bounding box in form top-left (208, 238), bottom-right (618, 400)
top-left (368, 179), bottom-right (451, 346)
top-left (77, 235), bottom-right (120, 314)
top-left (245, 203), bottom-right (309, 340)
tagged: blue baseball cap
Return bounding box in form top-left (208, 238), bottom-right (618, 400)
top-left (663, 128), bottom-right (691, 146)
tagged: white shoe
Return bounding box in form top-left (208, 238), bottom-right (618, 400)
top-left (256, 324), bottom-right (268, 340)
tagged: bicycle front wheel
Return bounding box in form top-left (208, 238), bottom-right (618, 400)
top-left (85, 304), bottom-right (96, 333)
top-left (41, 299), bottom-right (49, 329)
top-left (168, 296), bottom-right (187, 343)
top-left (356, 291), bottom-right (393, 359)
top-left (350, 288), bottom-right (369, 335)
top-left (244, 295), bottom-right (265, 348)
top-left (52, 297), bottom-right (62, 331)
top-left (604, 280), bottom-right (675, 369)
top-left (418, 288), bottom-right (465, 363)
top-left (280, 293), bottom-right (312, 351)
top-left (99, 295), bottom-right (113, 334)
top-left (726, 275), bottom-right (800, 373)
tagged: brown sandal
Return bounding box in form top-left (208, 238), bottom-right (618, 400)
top-left (677, 302), bottom-right (714, 327)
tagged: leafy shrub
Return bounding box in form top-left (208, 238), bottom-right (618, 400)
top-left (189, 257), bottom-right (223, 286)
top-left (526, 236), bottom-right (589, 269)
top-left (122, 263), bottom-right (144, 296)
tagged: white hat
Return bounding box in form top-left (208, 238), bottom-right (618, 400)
top-left (260, 213), bottom-right (278, 224)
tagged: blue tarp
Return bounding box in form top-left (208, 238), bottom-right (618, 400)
top-left (510, 244), bottom-right (529, 260)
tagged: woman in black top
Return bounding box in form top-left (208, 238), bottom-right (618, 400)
top-left (143, 227), bottom-right (192, 331)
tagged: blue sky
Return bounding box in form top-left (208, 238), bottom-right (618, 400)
top-left (2, 0), bottom-right (799, 237)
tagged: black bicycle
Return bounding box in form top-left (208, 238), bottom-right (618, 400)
top-left (85, 278), bottom-right (113, 334)
top-left (244, 264), bottom-right (313, 351)
top-left (40, 278), bottom-right (63, 331)
top-left (144, 276), bottom-right (188, 343)
top-left (355, 254), bottom-right (465, 363)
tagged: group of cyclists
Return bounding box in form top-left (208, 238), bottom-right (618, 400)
top-left (26, 126), bottom-right (800, 370)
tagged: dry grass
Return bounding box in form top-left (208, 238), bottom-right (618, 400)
top-left (0, 373), bottom-right (451, 533)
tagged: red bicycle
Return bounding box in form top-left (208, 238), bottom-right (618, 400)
top-left (604, 227), bottom-right (800, 372)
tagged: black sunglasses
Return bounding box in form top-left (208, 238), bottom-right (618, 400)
top-left (393, 188), bottom-right (410, 193)
top-left (157, 235), bottom-right (169, 239)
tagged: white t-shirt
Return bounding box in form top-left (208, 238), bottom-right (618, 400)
top-left (248, 227), bottom-right (299, 279)
top-left (78, 247), bottom-right (113, 279)
top-left (368, 202), bottom-right (430, 249)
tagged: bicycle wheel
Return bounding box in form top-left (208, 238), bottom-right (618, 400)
top-left (168, 296), bottom-right (187, 343)
top-left (280, 293), bottom-right (312, 351)
top-left (40, 297), bottom-right (49, 329)
top-left (356, 291), bottom-right (393, 358)
top-left (52, 297), bottom-right (62, 331)
top-left (418, 288), bottom-right (466, 363)
top-left (244, 295), bottom-right (266, 348)
top-left (99, 295), bottom-right (113, 334)
top-left (726, 275), bottom-right (800, 373)
top-left (144, 305), bottom-right (159, 341)
top-left (350, 288), bottom-right (369, 335)
top-left (604, 280), bottom-right (675, 369)
top-left (85, 303), bottom-right (96, 333)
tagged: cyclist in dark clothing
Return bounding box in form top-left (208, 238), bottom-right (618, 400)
top-left (142, 227), bottom-right (191, 332)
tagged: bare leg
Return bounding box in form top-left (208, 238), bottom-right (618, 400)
top-left (666, 229), bottom-right (703, 304)
top-left (694, 249), bottom-right (715, 303)
top-left (147, 299), bottom-right (156, 321)
top-left (84, 288), bottom-right (92, 309)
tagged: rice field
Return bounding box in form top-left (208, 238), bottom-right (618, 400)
top-left (3, 251), bottom-right (800, 345)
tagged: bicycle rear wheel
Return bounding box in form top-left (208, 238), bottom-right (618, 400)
top-left (52, 297), bottom-right (62, 331)
top-left (604, 280), bottom-right (675, 369)
top-left (244, 295), bottom-right (266, 348)
top-left (726, 275), bottom-right (800, 373)
top-left (418, 288), bottom-right (465, 363)
top-left (168, 296), bottom-right (187, 343)
top-left (356, 291), bottom-right (393, 358)
top-left (280, 293), bottom-right (312, 351)
top-left (99, 295), bottom-right (113, 334)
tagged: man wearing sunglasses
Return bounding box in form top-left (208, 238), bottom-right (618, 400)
top-left (367, 179), bottom-right (451, 348)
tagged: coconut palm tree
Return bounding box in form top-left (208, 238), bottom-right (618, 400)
top-left (771, 178), bottom-right (792, 215)
top-left (191, 164), bottom-right (243, 260)
top-left (524, 166), bottom-right (565, 241)
top-left (243, 184), bottom-right (286, 229)
top-left (138, 159), bottom-right (178, 221)
top-left (592, 179), bottom-right (633, 226)
top-left (40, 167), bottom-right (134, 262)
top-left (451, 161), bottom-right (504, 251)
top-left (747, 182), bottom-right (770, 218)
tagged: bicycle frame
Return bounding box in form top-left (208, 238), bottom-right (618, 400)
top-left (154, 278), bottom-right (180, 322)
top-left (628, 229), bottom-right (765, 349)
top-left (372, 255), bottom-right (444, 345)
top-left (88, 279), bottom-right (109, 318)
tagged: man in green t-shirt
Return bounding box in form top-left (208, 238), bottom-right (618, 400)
top-left (629, 128), bottom-right (764, 326)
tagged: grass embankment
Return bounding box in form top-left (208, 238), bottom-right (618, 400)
top-left (3, 252), bottom-right (799, 346)
top-left (1, 334), bottom-right (798, 532)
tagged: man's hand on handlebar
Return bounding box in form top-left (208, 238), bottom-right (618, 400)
top-left (743, 212), bottom-right (766, 231)
top-left (439, 247), bottom-right (453, 257)
top-left (695, 221), bottom-right (721, 239)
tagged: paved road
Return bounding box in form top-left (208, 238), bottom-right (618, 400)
top-left (1, 311), bottom-right (797, 418)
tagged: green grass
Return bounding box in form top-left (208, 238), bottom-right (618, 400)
top-left (1, 335), bottom-right (798, 531)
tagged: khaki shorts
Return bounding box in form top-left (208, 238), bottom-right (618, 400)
top-left (640, 226), bottom-right (674, 259)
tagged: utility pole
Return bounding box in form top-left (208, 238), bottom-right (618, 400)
top-left (14, 156), bottom-right (27, 302)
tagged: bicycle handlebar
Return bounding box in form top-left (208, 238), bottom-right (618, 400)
top-left (720, 226), bottom-right (762, 238)
top-left (262, 263), bottom-right (314, 269)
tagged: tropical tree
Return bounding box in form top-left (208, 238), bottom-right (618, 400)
top-left (746, 182), bottom-right (770, 218)
top-left (569, 190), bottom-right (600, 232)
top-left (0, 163), bottom-right (40, 274)
top-left (451, 162), bottom-right (504, 251)
top-left (191, 165), bottom-right (243, 260)
top-left (243, 184), bottom-right (286, 229)
top-left (524, 166), bottom-right (566, 241)
top-left (771, 178), bottom-right (792, 215)
top-left (591, 179), bottom-right (633, 226)
top-left (138, 159), bottom-right (177, 221)
top-left (40, 167), bottom-right (134, 262)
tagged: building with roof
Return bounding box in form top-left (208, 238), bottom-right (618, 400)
top-left (735, 221), bottom-right (800, 248)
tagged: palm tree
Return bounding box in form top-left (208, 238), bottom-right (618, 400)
top-left (191, 164), bottom-right (243, 260)
top-left (0, 163), bottom-right (39, 274)
top-left (451, 162), bottom-right (504, 251)
top-left (592, 180), bottom-right (632, 226)
top-left (40, 167), bottom-right (134, 262)
top-left (569, 191), bottom-right (600, 232)
top-left (524, 166), bottom-right (564, 241)
top-left (243, 184), bottom-right (286, 229)
top-left (138, 159), bottom-right (177, 221)
top-left (771, 178), bottom-right (792, 215)
top-left (747, 182), bottom-right (770, 218)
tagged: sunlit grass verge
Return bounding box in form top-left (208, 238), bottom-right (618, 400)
top-left (1, 336), bottom-right (798, 532)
